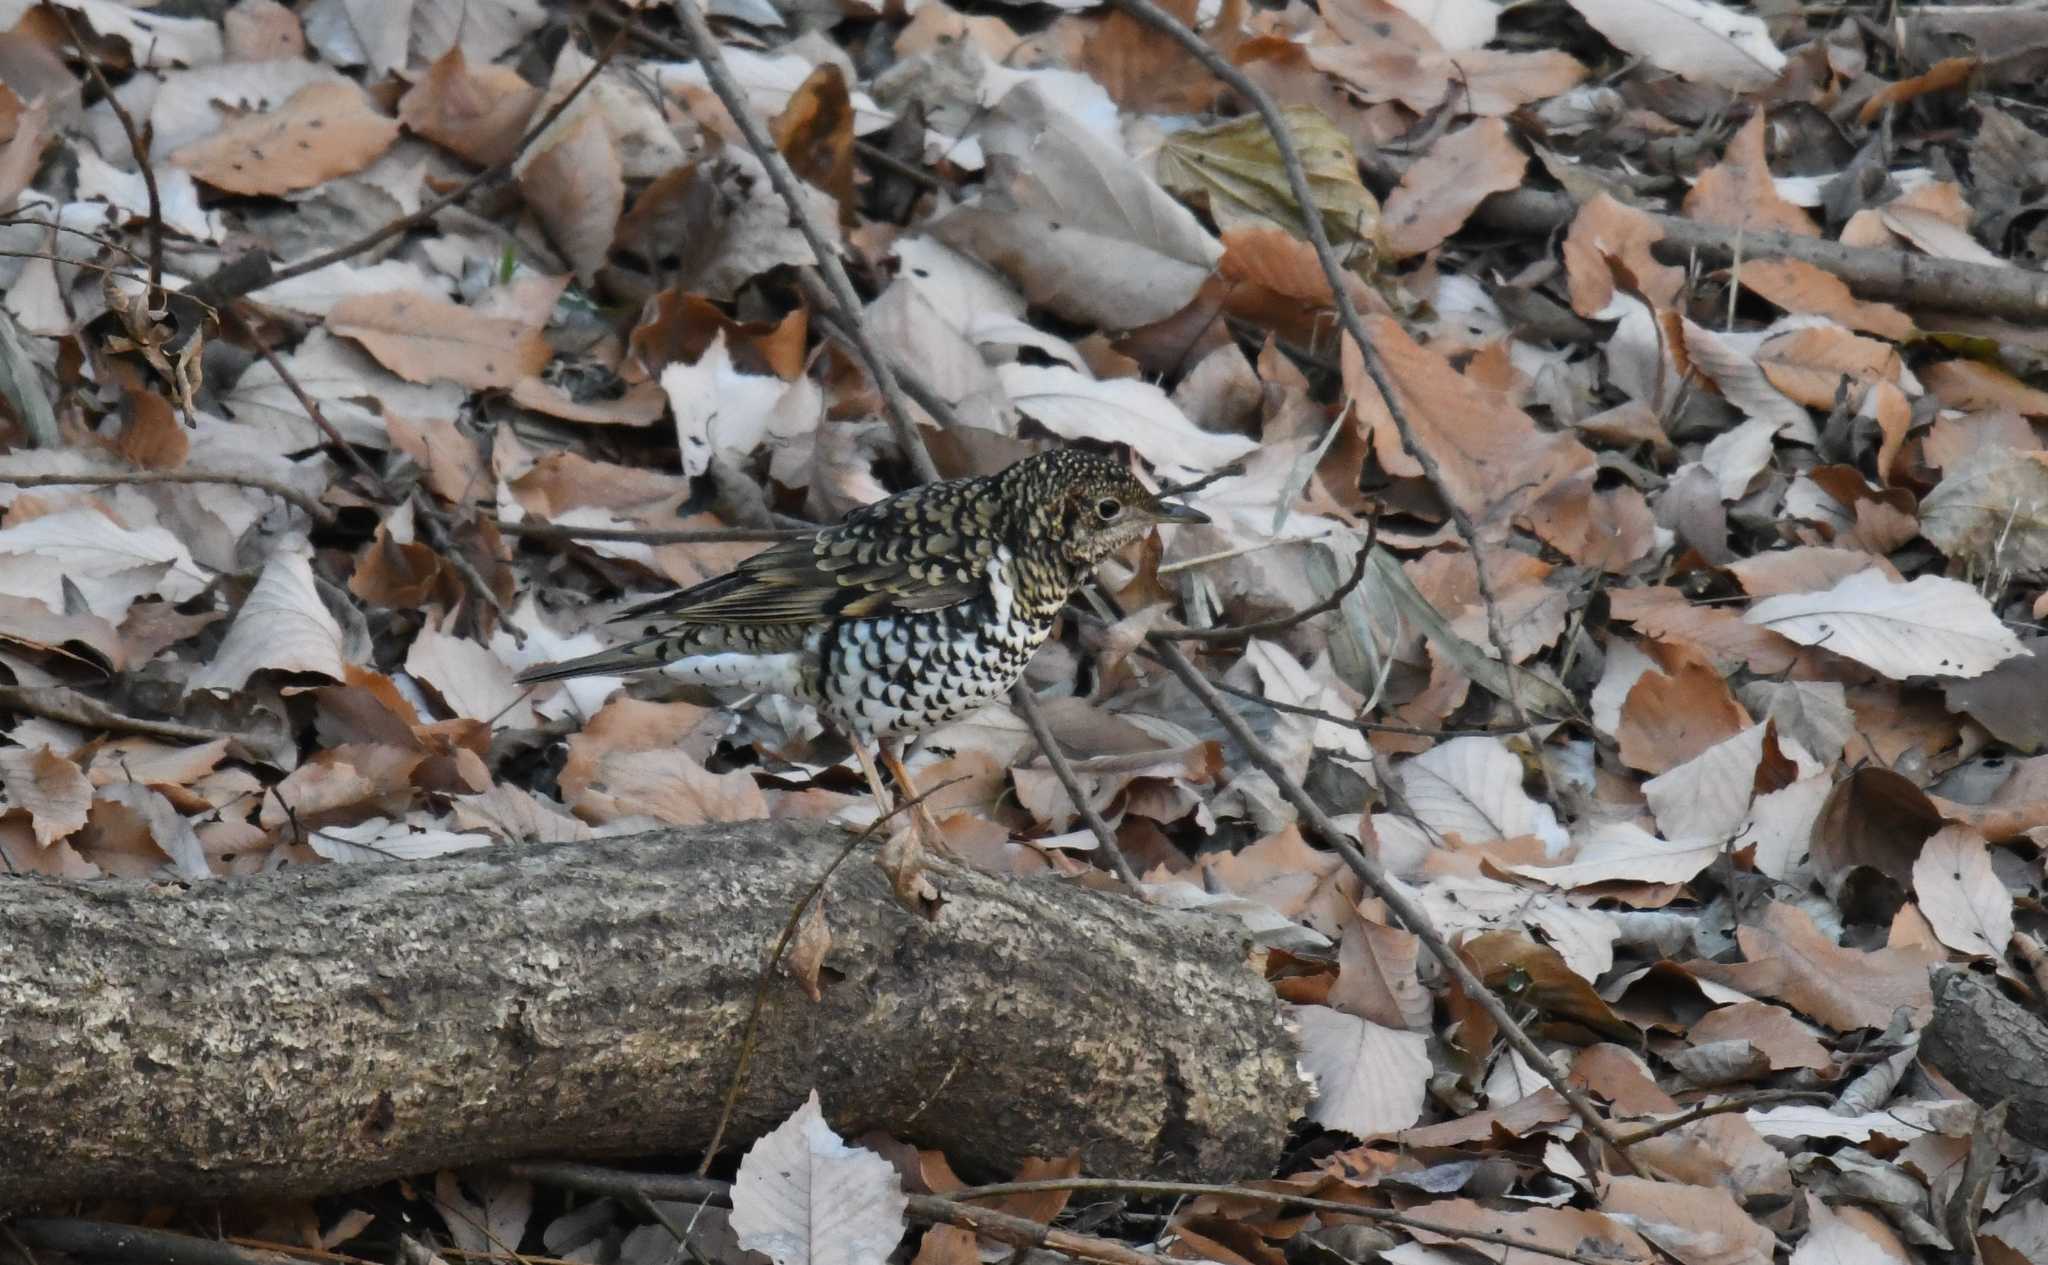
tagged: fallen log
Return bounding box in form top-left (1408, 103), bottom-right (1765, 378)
top-left (0, 822), bottom-right (1305, 1210)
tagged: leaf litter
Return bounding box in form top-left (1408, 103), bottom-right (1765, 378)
top-left (3, 0), bottom-right (2048, 1258)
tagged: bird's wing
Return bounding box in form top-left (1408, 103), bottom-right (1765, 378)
top-left (611, 480), bottom-right (1004, 629)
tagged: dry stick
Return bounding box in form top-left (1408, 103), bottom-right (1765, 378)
top-left (1150, 518), bottom-right (1373, 644)
top-left (945, 1178), bottom-right (1640, 1265)
top-left (1103, 0), bottom-right (1538, 740)
top-left (222, 29), bottom-right (628, 299)
top-left (11, 1220), bottom-right (296, 1265)
top-left (497, 519), bottom-right (804, 546)
top-left (1606, 1089), bottom-right (1835, 1148)
top-left (1474, 186), bottom-right (2048, 325)
top-left (500, 1163), bottom-right (1153, 1265)
top-left (1133, 619), bottom-right (1638, 1171)
top-left (1097, 0), bottom-right (1633, 1171)
top-left (660, 0), bottom-right (938, 485)
top-left (1200, 672), bottom-right (1523, 739)
top-left (55, 10), bottom-right (161, 292)
top-left (1011, 687), bottom-right (1142, 889)
top-left (506, 1161), bottom-right (1626, 1265)
top-left (228, 311), bottom-right (510, 624)
top-left (0, 685), bottom-right (248, 747)
top-left (2, 469), bottom-right (333, 525)
top-left (692, 777), bottom-right (967, 1178)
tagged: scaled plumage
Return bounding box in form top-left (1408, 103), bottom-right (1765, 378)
top-left (519, 448), bottom-right (1207, 742)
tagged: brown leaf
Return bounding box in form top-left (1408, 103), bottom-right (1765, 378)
top-left (115, 388), bottom-right (189, 470)
top-left (1681, 112), bottom-right (1819, 239)
top-left (1564, 190), bottom-right (1679, 313)
top-left (1050, 0), bottom-right (1224, 114)
top-left (1329, 912), bottom-right (1429, 1032)
top-left (771, 65), bottom-right (856, 224)
top-left (171, 81), bottom-right (400, 196)
top-left (1382, 118), bottom-right (1527, 259)
top-left (1690, 1001), bottom-right (1832, 1071)
top-left (786, 896), bottom-right (831, 1003)
top-left (1616, 643), bottom-right (1752, 774)
top-left (1600, 1175), bottom-right (1775, 1265)
top-left (519, 112), bottom-right (623, 286)
top-left (328, 293), bottom-right (550, 391)
top-left (399, 46), bottom-right (541, 168)
top-left (1733, 257), bottom-right (1914, 340)
top-left (1710, 901), bottom-right (1938, 1032)
top-left (1345, 316), bottom-right (1595, 537)
top-left (0, 745), bottom-right (91, 846)
top-left (1403, 1200), bottom-right (1651, 1264)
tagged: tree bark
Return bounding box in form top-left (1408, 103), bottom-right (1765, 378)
top-left (1922, 966), bottom-right (2048, 1148)
top-left (0, 822), bottom-right (1305, 1210)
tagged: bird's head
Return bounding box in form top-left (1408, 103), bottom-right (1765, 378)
top-left (1007, 448), bottom-right (1210, 566)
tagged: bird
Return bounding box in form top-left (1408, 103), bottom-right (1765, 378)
top-left (518, 447), bottom-right (1210, 870)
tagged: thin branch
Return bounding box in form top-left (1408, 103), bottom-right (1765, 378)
top-left (497, 519), bottom-right (805, 546)
top-left (1011, 686), bottom-right (1141, 889)
top-left (2, 469), bottom-right (332, 524)
top-left (228, 310), bottom-right (509, 625)
top-left (1610, 1090), bottom-right (1836, 1147)
top-left (226, 309), bottom-right (394, 500)
top-left (56, 10), bottom-right (161, 292)
top-left (1201, 673), bottom-right (1523, 739)
top-left (656, 0), bottom-right (939, 483)
top-left (194, 26), bottom-right (628, 302)
top-left (1150, 517), bottom-right (1373, 644)
top-left (0, 685), bottom-right (248, 748)
top-left (510, 1162), bottom-right (1632, 1265)
top-left (946, 1177), bottom-right (1642, 1265)
top-left (12, 1220), bottom-right (295, 1265)
top-left (1104, 0), bottom-right (1540, 747)
top-left (1089, 588), bottom-right (1639, 1171)
top-left (696, 778), bottom-right (967, 1176)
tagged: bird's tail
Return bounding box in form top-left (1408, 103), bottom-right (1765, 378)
top-left (515, 639), bottom-right (670, 684)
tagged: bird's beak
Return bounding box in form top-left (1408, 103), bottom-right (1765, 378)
top-left (1151, 500), bottom-right (1210, 526)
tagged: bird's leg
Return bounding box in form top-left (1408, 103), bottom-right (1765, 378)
top-left (853, 736), bottom-right (945, 918)
top-left (880, 740), bottom-right (950, 856)
top-left (850, 738), bottom-right (899, 820)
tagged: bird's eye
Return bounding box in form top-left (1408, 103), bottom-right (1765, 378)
top-left (1096, 498), bottom-right (1123, 521)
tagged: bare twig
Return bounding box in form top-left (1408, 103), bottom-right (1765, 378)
top-left (1091, 588), bottom-right (1639, 1171)
top-left (1609, 1090), bottom-right (1836, 1147)
top-left (0, 685), bottom-right (247, 748)
top-left (2, 469), bottom-right (332, 524)
top-left (1104, 0), bottom-right (1541, 746)
top-left (947, 1177), bottom-right (1641, 1264)
top-left (196, 27), bottom-right (627, 302)
top-left (655, 0), bottom-right (939, 482)
top-left (12, 1220), bottom-right (296, 1265)
top-left (228, 310), bottom-right (509, 624)
top-left (511, 1161), bottom-right (1633, 1265)
top-left (1011, 686), bottom-right (1141, 889)
top-left (226, 309), bottom-right (393, 500)
top-left (1472, 186), bottom-right (2048, 325)
top-left (497, 519), bottom-right (805, 546)
top-left (1200, 674), bottom-right (1525, 739)
top-left (1150, 518), bottom-right (1374, 644)
top-left (696, 776), bottom-right (967, 1176)
top-left (55, 10), bottom-right (161, 292)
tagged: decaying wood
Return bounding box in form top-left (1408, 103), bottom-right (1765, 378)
top-left (1472, 188), bottom-right (2048, 325)
top-left (0, 822), bottom-right (1305, 1210)
top-left (1922, 966), bottom-right (2048, 1149)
